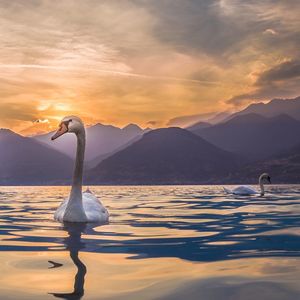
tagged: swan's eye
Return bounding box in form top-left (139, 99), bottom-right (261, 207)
top-left (64, 119), bottom-right (72, 126)
top-left (62, 120), bottom-right (71, 129)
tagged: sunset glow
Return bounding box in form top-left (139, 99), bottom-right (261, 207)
top-left (0, 0), bottom-right (299, 134)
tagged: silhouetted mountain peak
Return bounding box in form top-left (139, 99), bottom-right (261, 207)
top-left (143, 127), bottom-right (197, 141)
top-left (145, 126), bottom-right (182, 135)
top-left (269, 96), bottom-right (300, 105)
top-left (0, 128), bottom-right (17, 134)
top-left (225, 113), bottom-right (297, 126)
top-left (226, 96), bottom-right (300, 122)
top-left (268, 113), bottom-right (297, 123)
top-left (0, 128), bottom-right (24, 140)
top-left (88, 127), bottom-right (242, 184)
top-left (191, 110), bottom-right (300, 162)
top-left (91, 123), bottom-right (120, 131)
top-left (141, 127), bottom-right (237, 154)
top-left (122, 123), bottom-right (142, 132)
top-left (187, 121), bottom-right (211, 131)
top-left (0, 129), bottom-right (73, 185)
top-left (225, 113), bottom-right (267, 124)
top-left (33, 121), bottom-right (145, 163)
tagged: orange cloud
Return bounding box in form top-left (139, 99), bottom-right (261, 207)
top-left (0, 0), bottom-right (299, 133)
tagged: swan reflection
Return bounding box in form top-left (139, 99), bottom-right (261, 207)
top-left (49, 223), bottom-right (90, 300)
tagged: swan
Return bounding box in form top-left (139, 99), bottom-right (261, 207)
top-left (223, 173), bottom-right (271, 196)
top-left (51, 116), bottom-right (109, 223)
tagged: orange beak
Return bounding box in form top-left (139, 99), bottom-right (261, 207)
top-left (51, 123), bottom-right (68, 140)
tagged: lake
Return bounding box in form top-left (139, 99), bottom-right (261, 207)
top-left (0, 185), bottom-right (300, 299)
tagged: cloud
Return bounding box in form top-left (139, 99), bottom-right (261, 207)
top-left (227, 81), bottom-right (300, 107)
top-left (263, 28), bottom-right (278, 35)
top-left (0, 101), bottom-right (39, 131)
top-left (256, 60), bottom-right (300, 84)
top-left (35, 119), bottom-right (49, 124)
top-left (227, 60), bottom-right (300, 106)
top-left (0, 0), bottom-right (299, 131)
top-left (146, 120), bottom-right (159, 127)
top-left (167, 112), bottom-right (217, 127)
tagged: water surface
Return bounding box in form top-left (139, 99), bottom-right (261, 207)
top-left (1, 185), bottom-right (300, 299)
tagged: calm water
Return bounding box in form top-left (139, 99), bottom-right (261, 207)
top-left (1, 185), bottom-right (300, 299)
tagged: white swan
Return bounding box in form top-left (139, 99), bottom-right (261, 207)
top-left (223, 173), bottom-right (271, 196)
top-left (51, 116), bottom-right (109, 223)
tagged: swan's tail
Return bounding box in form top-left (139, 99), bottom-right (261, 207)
top-left (223, 187), bottom-right (232, 194)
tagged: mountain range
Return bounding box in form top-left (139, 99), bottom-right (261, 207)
top-left (33, 123), bottom-right (147, 164)
top-left (0, 95), bottom-right (299, 185)
top-left (226, 96), bottom-right (300, 121)
top-left (0, 129), bottom-right (73, 185)
top-left (226, 144), bottom-right (300, 184)
top-left (88, 127), bottom-right (242, 184)
top-left (167, 111), bottom-right (230, 127)
top-left (189, 113), bottom-right (300, 161)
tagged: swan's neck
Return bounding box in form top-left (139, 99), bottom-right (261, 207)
top-left (69, 128), bottom-right (85, 203)
top-left (259, 178), bottom-right (264, 196)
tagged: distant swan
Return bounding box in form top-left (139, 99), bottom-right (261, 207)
top-left (51, 116), bottom-right (109, 223)
top-left (223, 173), bottom-right (271, 196)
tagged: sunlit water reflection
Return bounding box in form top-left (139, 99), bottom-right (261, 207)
top-left (0, 185), bottom-right (300, 299)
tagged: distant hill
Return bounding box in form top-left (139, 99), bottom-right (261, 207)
top-left (33, 123), bottom-right (145, 162)
top-left (206, 111), bottom-right (231, 124)
top-left (186, 121), bottom-right (211, 131)
top-left (87, 127), bottom-right (242, 185)
top-left (167, 111), bottom-right (230, 127)
top-left (226, 144), bottom-right (300, 184)
top-left (167, 112), bottom-right (216, 127)
top-left (190, 113), bottom-right (300, 161)
top-left (0, 129), bottom-right (73, 185)
top-left (226, 96), bottom-right (300, 121)
top-left (87, 133), bottom-right (144, 168)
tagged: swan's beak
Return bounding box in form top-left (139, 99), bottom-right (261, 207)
top-left (51, 123), bottom-right (68, 140)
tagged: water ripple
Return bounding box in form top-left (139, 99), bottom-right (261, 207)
top-left (0, 185), bottom-right (300, 262)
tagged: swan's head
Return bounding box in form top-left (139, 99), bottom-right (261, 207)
top-left (51, 116), bottom-right (84, 140)
top-left (259, 173), bottom-right (271, 184)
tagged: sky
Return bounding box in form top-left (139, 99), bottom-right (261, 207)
top-left (0, 0), bottom-right (299, 134)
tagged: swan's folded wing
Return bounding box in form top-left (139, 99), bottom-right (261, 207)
top-left (232, 186), bottom-right (257, 195)
top-left (54, 197), bottom-right (69, 222)
top-left (82, 192), bottom-right (109, 223)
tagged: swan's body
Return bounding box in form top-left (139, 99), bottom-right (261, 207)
top-left (54, 190), bottom-right (109, 223)
top-left (223, 173), bottom-right (271, 196)
top-left (52, 116), bottom-right (109, 223)
top-left (223, 185), bottom-right (257, 195)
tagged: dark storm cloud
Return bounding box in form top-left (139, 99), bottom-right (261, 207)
top-left (227, 80), bottom-right (300, 106)
top-left (227, 61), bottom-right (300, 106)
top-left (256, 60), bottom-right (300, 85)
top-left (139, 0), bottom-right (282, 59)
